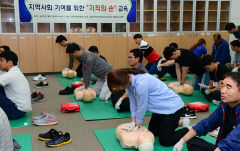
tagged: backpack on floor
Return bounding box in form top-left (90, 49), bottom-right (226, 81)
top-left (61, 103), bottom-right (80, 113)
top-left (187, 102), bottom-right (209, 112)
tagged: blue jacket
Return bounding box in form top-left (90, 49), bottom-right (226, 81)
top-left (193, 103), bottom-right (240, 151)
top-left (211, 39), bottom-right (231, 64)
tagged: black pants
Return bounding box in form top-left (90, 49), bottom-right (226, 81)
top-left (201, 89), bottom-right (221, 102)
top-left (110, 90), bottom-right (130, 112)
top-left (187, 137), bottom-right (216, 151)
top-left (76, 63), bottom-right (83, 77)
top-left (148, 108), bottom-right (189, 146)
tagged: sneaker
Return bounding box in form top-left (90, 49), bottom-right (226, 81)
top-left (34, 81), bottom-right (48, 88)
top-left (32, 111), bottom-right (49, 121)
top-left (33, 74), bottom-right (46, 81)
top-left (33, 113), bottom-right (57, 126)
top-left (212, 100), bottom-right (221, 106)
top-left (59, 87), bottom-right (75, 95)
top-left (180, 107), bottom-right (196, 119)
top-left (31, 92), bottom-right (46, 103)
top-left (31, 92), bottom-right (38, 99)
top-left (39, 129), bottom-right (63, 141)
top-left (46, 132), bottom-right (72, 147)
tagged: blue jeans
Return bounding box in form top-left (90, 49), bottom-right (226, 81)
top-left (0, 86), bottom-right (25, 120)
top-left (145, 57), bottom-right (162, 74)
top-left (192, 71), bottom-right (210, 90)
top-left (157, 64), bottom-right (176, 78)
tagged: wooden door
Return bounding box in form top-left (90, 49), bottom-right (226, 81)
top-left (84, 34), bottom-right (100, 50)
top-left (113, 34), bottom-right (128, 68)
top-left (36, 35), bottom-right (53, 72)
top-left (18, 35), bottom-right (37, 73)
top-left (99, 34), bottom-right (114, 66)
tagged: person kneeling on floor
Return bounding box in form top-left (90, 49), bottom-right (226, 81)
top-left (107, 68), bottom-right (190, 147)
top-left (66, 43), bottom-right (114, 100)
top-left (0, 51), bottom-right (31, 119)
top-left (174, 72), bottom-right (240, 151)
top-left (200, 55), bottom-right (230, 106)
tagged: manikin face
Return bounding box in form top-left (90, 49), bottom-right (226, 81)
top-left (0, 57), bottom-right (11, 71)
top-left (134, 38), bottom-right (142, 45)
top-left (231, 46), bottom-right (240, 52)
top-left (204, 63), bottom-right (215, 72)
top-left (128, 52), bottom-right (139, 67)
top-left (221, 77), bottom-right (240, 106)
top-left (59, 40), bottom-right (68, 47)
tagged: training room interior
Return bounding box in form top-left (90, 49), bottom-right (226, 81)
top-left (0, 0), bottom-right (239, 151)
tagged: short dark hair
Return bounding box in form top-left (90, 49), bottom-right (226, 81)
top-left (169, 43), bottom-right (178, 49)
top-left (0, 45), bottom-right (10, 51)
top-left (130, 49), bottom-right (143, 63)
top-left (200, 55), bottom-right (214, 67)
top-left (225, 72), bottom-right (240, 91)
top-left (133, 34), bottom-right (143, 39)
top-left (225, 23), bottom-right (236, 31)
top-left (0, 50), bottom-right (18, 65)
top-left (163, 46), bottom-right (176, 60)
top-left (88, 46), bottom-right (99, 53)
top-left (56, 35), bottom-right (67, 43)
top-left (230, 40), bottom-right (240, 47)
top-left (66, 43), bottom-right (81, 54)
top-left (213, 33), bottom-right (221, 39)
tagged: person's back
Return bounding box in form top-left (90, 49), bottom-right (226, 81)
top-left (0, 107), bottom-right (14, 151)
top-left (193, 44), bottom-right (207, 58)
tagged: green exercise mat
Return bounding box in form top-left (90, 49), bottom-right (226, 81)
top-left (179, 90), bottom-right (218, 112)
top-left (57, 74), bottom-right (151, 120)
top-left (162, 73), bottom-right (192, 82)
top-left (94, 127), bottom-right (216, 151)
top-left (10, 112), bottom-right (31, 128)
top-left (12, 134), bottom-right (32, 151)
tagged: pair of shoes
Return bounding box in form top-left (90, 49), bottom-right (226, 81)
top-left (34, 81), bottom-right (49, 88)
top-left (31, 92), bottom-right (46, 103)
top-left (33, 74), bottom-right (46, 81)
top-left (212, 100), bottom-right (221, 106)
top-left (38, 129), bottom-right (72, 147)
top-left (59, 87), bottom-right (75, 95)
top-left (180, 107), bottom-right (196, 119)
top-left (33, 111), bottom-right (57, 126)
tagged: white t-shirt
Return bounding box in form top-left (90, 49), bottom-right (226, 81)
top-left (0, 66), bottom-right (32, 112)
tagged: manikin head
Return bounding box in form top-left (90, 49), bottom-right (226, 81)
top-left (225, 23), bottom-right (238, 34)
top-left (133, 34), bottom-right (143, 45)
top-left (0, 50), bottom-right (18, 72)
top-left (230, 40), bottom-right (240, 52)
top-left (116, 124), bottom-right (154, 151)
top-left (66, 43), bottom-right (83, 59)
top-left (56, 35), bottom-right (68, 47)
top-left (221, 72), bottom-right (240, 108)
top-left (128, 49), bottom-right (143, 68)
top-left (200, 55), bottom-right (216, 72)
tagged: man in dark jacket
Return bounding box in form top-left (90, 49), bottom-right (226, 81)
top-left (173, 72), bottom-right (240, 151)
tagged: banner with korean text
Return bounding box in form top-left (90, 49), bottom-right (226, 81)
top-left (19, 0), bottom-right (136, 23)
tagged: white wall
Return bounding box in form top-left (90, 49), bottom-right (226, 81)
top-left (229, 0), bottom-right (240, 61)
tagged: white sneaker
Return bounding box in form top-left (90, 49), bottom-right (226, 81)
top-left (33, 74), bottom-right (46, 81)
top-left (212, 100), bottom-right (221, 106)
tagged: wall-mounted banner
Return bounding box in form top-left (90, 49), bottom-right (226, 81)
top-left (19, 0), bottom-right (136, 23)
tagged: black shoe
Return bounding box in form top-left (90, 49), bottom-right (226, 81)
top-left (46, 132), bottom-right (72, 147)
top-left (59, 87), bottom-right (75, 95)
top-left (38, 129), bottom-right (63, 141)
top-left (31, 92), bottom-right (38, 99)
top-left (34, 81), bottom-right (48, 88)
top-left (180, 107), bottom-right (196, 119)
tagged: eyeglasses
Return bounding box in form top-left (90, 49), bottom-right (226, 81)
top-left (128, 56), bottom-right (135, 59)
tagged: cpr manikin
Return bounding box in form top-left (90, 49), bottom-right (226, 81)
top-left (62, 68), bottom-right (77, 79)
top-left (168, 82), bottom-right (194, 96)
top-left (116, 124), bottom-right (154, 151)
top-left (74, 86), bottom-right (96, 102)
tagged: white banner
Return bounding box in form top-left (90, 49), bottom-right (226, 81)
top-left (19, 0), bottom-right (136, 23)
